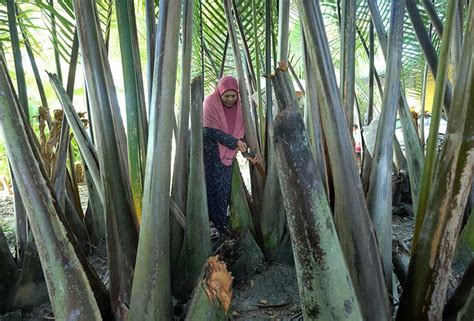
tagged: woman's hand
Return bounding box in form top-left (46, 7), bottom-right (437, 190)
top-left (237, 139), bottom-right (247, 152)
top-left (247, 154), bottom-right (261, 165)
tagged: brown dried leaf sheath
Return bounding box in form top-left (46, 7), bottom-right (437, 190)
top-left (203, 256), bottom-right (233, 313)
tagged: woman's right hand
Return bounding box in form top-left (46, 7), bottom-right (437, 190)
top-left (237, 139), bottom-right (247, 152)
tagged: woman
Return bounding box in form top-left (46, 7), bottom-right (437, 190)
top-left (203, 76), bottom-right (259, 236)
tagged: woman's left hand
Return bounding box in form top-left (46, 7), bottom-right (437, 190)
top-left (247, 155), bottom-right (261, 165)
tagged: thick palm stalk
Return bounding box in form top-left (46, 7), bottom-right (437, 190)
top-left (49, 0), bottom-right (63, 82)
top-left (7, 73), bottom-right (110, 318)
top-left (450, 3), bottom-right (463, 84)
top-left (452, 208), bottom-right (474, 275)
top-left (7, 0), bottom-right (28, 264)
top-left (222, 0), bottom-right (261, 161)
top-left (457, 292), bottom-right (474, 321)
top-left (232, 1), bottom-right (257, 89)
top-left (299, 2), bottom-right (390, 320)
top-left (145, 0), bottom-right (156, 107)
top-left (6, 0), bottom-right (27, 114)
top-left (367, 0), bottom-right (424, 213)
top-left (277, 0), bottom-right (290, 61)
top-left (48, 74), bottom-right (104, 203)
top-left (175, 76), bottom-right (211, 296)
top-left (73, 1), bottom-right (139, 318)
top-left (264, 0), bottom-right (273, 161)
top-left (366, 0), bottom-right (405, 291)
top-left (444, 259), bottom-right (474, 320)
top-left (272, 67), bottom-right (362, 320)
top-left (420, 62), bottom-right (429, 144)
top-left (128, 0), bottom-right (181, 319)
top-left (52, 30), bottom-right (81, 214)
top-left (229, 163), bottom-right (257, 237)
top-left (251, 0), bottom-right (264, 139)
top-left (223, 0), bottom-right (265, 233)
top-left (302, 33), bottom-right (328, 192)
top-left (259, 144), bottom-right (285, 257)
top-left (116, 0), bottom-right (147, 222)
top-left (397, 6), bottom-right (474, 319)
top-left (0, 227), bottom-right (17, 311)
top-left (171, 0), bottom-right (194, 274)
top-left (340, 0), bottom-right (356, 127)
top-left (361, 22), bottom-right (375, 191)
top-left (185, 256), bottom-right (233, 320)
top-left (0, 53), bottom-right (101, 321)
top-left (18, 15), bottom-right (52, 128)
top-left (413, 0), bottom-right (458, 245)
top-left (420, 0), bottom-right (444, 36)
top-left (406, 0), bottom-right (452, 113)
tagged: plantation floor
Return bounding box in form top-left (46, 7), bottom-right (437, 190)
top-left (0, 184), bottom-right (418, 320)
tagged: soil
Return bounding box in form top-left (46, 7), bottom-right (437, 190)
top-left (0, 184), bottom-right (416, 321)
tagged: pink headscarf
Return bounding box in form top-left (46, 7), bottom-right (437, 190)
top-left (203, 76), bottom-right (245, 166)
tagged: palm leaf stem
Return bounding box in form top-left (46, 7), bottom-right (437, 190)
top-left (128, 0), bottom-right (182, 318)
top-left (232, 0), bottom-right (257, 89)
top-left (340, 0), bottom-right (356, 127)
top-left (174, 76), bottom-right (211, 296)
top-left (406, 0), bottom-right (452, 113)
top-left (277, 0), bottom-right (290, 60)
top-left (0, 52), bottom-right (101, 321)
top-left (272, 66), bottom-right (363, 320)
top-left (73, 1), bottom-right (139, 318)
top-left (218, 32), bottom-right (229, 78)
top-left (145, 0), bottom-right (156, 107)
top-left (116, 0), bottom-right (147, 222)
top-left (170, 0), bottom-right (194, 276)
top-left (6, 0), bottom-right (28, 266)
top-left (366, 0), bottom-right (406, 291)
top-left (299, 1), bottom-right (390, 319)
top-left (367, 0), bottom-right (424, 213)
top-left (444, 259), bottom-right (474, 320)
top-left (18, 10), bottom-right (51, 128)
top-left (252, 0), bottom-right (264, 141)
top-left (49, 0), bottom-right (63, 82)
top-left (420, 0), bottom-right (444, 37)
top-left (397, 4), bottom-right (474, 318)
top-left (264, 0), bottom-right (273, 165)
top-left (413, 0), bottom-right (458, 247)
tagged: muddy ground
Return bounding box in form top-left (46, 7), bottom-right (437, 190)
top-left (0, 184), bottom-right (415, 320)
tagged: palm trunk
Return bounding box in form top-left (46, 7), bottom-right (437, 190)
top-left (116, 0), bottom-right (147, 223)
top-left (367, 0), bottom-right (405, 292)
top-left (145, 0), bottom-right (156, 109)
top-left (129, 0), bottom-right (182, 319)
top-left (174, 76), bottom-right (212, 297)
top-left (272, 67), bottom-right (362, 320)
top-left (299, 1), bottom-right (390, 319)
top-left (0, 52), bottom-right (101, 321)
top-left (367, 0), bottom-right (424, 213)
top-left (406, 0), bottom-right (453, 113)
top-left (229, 163), bottom-right (257, 238)
top-left (73, 1), bottom-right (139, 318)
top-left (277, 0), bottom-right (290, 61)
top-left (444, 259), bottom-right (474, 320)
top-left (413, 0), bottom-right (458, 245)
top-left (340, 0), bottom-right (356, 128)
top-left (0, 227), bottom-right (17, 311)
top-left (452, 207), bottom-right (474, 275)
top-left (171, 0), bottom-right (194, 276)
top-left (7, 0), bottom-right (28, 264)
top-left (397, 4), bottom-right (474, 319)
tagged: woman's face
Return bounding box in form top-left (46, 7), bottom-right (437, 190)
top-left (221, 90), bottom-right (238, 107)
